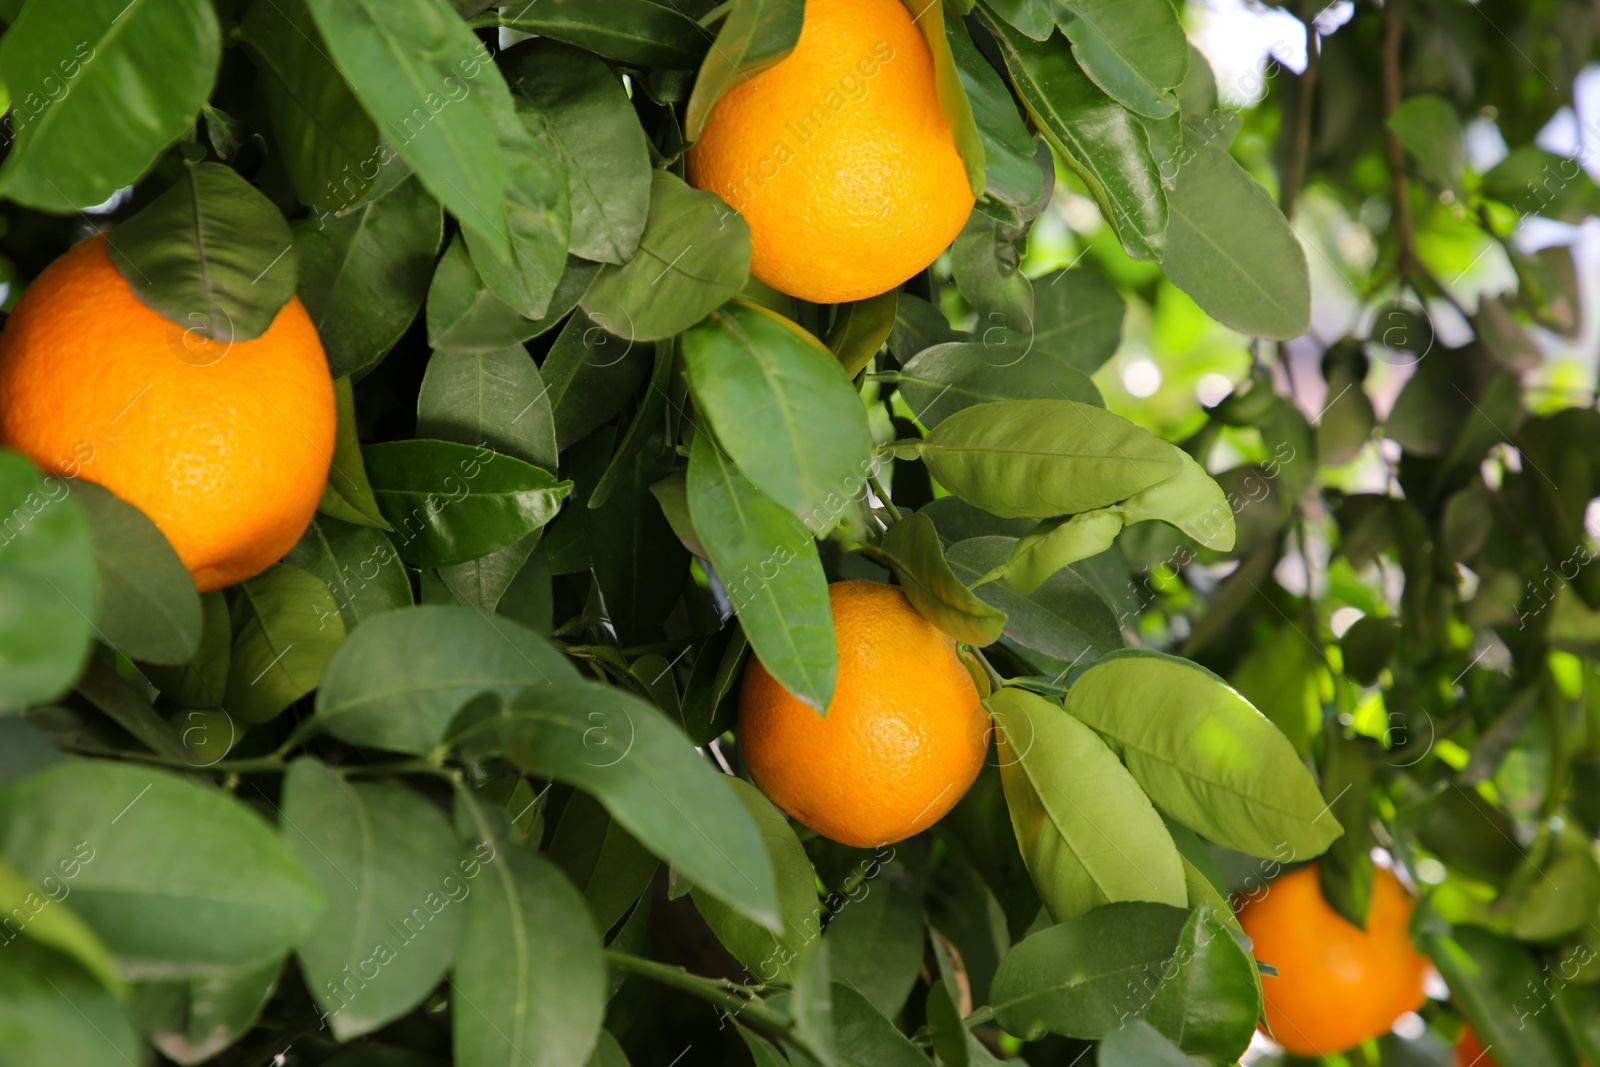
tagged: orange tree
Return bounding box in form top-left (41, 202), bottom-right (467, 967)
top-left (0, 1), bottom-right (1596, 1066)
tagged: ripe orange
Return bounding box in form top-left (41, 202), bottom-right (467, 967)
top-left (0, 234), bottom-right (335, 592)
top-left (1237, 863), bottom-right (1429, 1056)
top-left (1455, 1027), bottom-right (1494, 1066)
top-left (738, 580), bottom-right (988, 847)
top-left (686, 0), bottom-right (974, 304)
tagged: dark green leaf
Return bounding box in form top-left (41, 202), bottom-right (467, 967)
top-left (495, 0), bottom-right (710, 69)
top-left (896, 341), bottom-right (1103, 429)
top-left (888, 293), bottom-right (961, 362)
top-left (286, 517), bottom-right (413, 631)
top-left (294, 177), bottom-right (442, 379)
top-left (1052, 0), bottom-right (1188, 119)
top-left (1423, 925), bottom-right (1580, 1067)
top-left (685, 0), bottom-right (805, 140)
top-left (947, 16), bottom-right (1043, 208)
top-left (0, 938), bottom-right (145, 1067)
top-left (548, 790), bottom-right (658, 934)
top-left (686, 433), bottom-right (836, 713)
top-left (543, 311), bottom-right (654, 451)
top-left (462, 111), bottom-right (569, 320)
top-left (947, 536), bottom-right (1123, 664)
top-left (827, 883), bottom-right (924, 1019)
top-left (0, 0), bottom-right (220, 212)
top-left (952, 211), bottom-right (1032, 336)
top-left (282, 759), bottom-right (464, 1039)
top-left (1482, 146), bottom-right (1600, 223)
top-left (132, 957), bottom-right (281, 1066)
top-left (426, 236), bottom-right (544, 352)
top-left (0, 758), bottom-right (322, 973)
top-left (990, 901), bottom-right (1189, 1039)
top-left (75, 483), bottom-right (201, 666)
top-left (825, 291), bottom-right (898, 380)
top-left (1028, 265), bottom-right (1127, 373)
top-left (678, 622), bottom-right (747, 745)
top-left (1063, 650), bottom-right (1342, 859)
top-left (909, 0), bottom-right (985, 196)
top-left (319, 377), bottom-right (392, 530)
top-left (315, 604), bottom-right (577, 754)
top-left (109, 162), bottom-right (296, 342)
top-left (506, 40), bottom-right (652, 265)
top-left (364, 440), bottom-right (573, 568)
top-left (875, 512), bottom-right (1007, 646)
top-left (419, 345), bottom-right (558, 472)
top-left (1098, 1020), bottom-right (1208, 1067)
top-left (1142, 905), bottom-right (1260, 1062)
top-left (581, 172), bottom-right (751, 342)
top-left (223, 564), bottom-right (345, 724)
top-left (139, 592), bottom-right (229, 708)
top-left (983, 0), bottom-right (1053, 39)
top-left (832, 981), bottom-right (928, 1067)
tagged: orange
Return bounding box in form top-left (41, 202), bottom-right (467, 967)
top-left (1237, 863), bottom-right (1429, 1056)
top-left (1455, 1027), bottom-right (1495, 1066)
top-left (738, 580), bottom-right (988, 847)
top-left (0, 234), bottom-right (334, 592)
top-left (687, 0), bottom-right (974, 304)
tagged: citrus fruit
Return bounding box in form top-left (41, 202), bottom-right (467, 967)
top-left (0, 234), bottom-right (335, 592)
top-left (1236, 863), bottom-right (1429, 1056)
top-left (1455, 1027), bottom-right (1495, 1066)
top-left (686, 0), bottom-right (975, 304)
top-left (738, 579), bottom-right (989, 847)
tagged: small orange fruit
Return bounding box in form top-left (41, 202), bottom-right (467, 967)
top-left (1455, 1026), bottom-right (1495, 1067)
top-left (738, 580), bottom-right (988, 847)
top-left (687, 0), bottom-right (974, 304)
top-left (0, 234), bottom-right (335, 592)
top-left (1237, 863), bottom-right (1429, 1056)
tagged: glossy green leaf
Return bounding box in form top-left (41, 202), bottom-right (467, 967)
top-left (1423, 925), bottom-right (1579, 1067)
top-left (683, 302), bottom-right (873, 531)
top-left (131, 957), bottom-right (281, 1066)
top-left (319, 377), bottom-right (392, 530)
top-left (947, 536), bottom-right (1123, 664)
top-left (896, 341), bottom-right (1103, 429)
top-left (0, 938), bottom-right (146, 1067)
top-left (469, 680), bottom-right (783, 931)
top-left (827, 883), bottom-right (925, 1019)
top-left (223, 564), bottom-right (346, 724)
top-left (1387, 93), bottom-right (1463, 194)
top-left (294, 177), bottom-right (442, 379)
top-left (990, 901), bottom-right (1189, 1039)
top-left (947, 14), bottom-right (1042, 208)
top-left (1000, 511), bottom-right (1123, 595)
top-left (832, 981), bottom-right (928, 1067)
top-left (282, 759), bottom-right (464, 1039)
top-left (304, 0), bottom-right (514, 258)
top-left (692, 777), bottom-right (820, 983)
top-left (825, 291), bottom-right (899, 380)
top-left (543, 310), bottom-right (654, 451)
top-left (686, 433), bottom-right (837, 713)
top-left (0, 0), bottom-right (220, 212)
top-left (987, 17), bottom-right (1166, 260)
top-left (315, 604), bottom-right (577, 754)
top-left (286, 517), bottom-right (413, 631)
top-left (1028, 265), bottom-right (1127, 373)
top-left (454, 791), bottom-right (605, 1067)
top-left (463, 111), bottom-right (569, 320)
top-left (908, 0), bottom-right (985, 196)
top-left (876, 512), bottom-right (1007, 646)
top-left (1162, 137), bottom-right (1310, 340)
top-left (983, 0), bottom-right (1052, 38)
top-left (494, 0), bottom-right (709, 69)
top-left (364, 440), bottom-right (572, 568)
top-left (990, 688), bottom-right (1185, 920)
top-left (1098, 1020), bottom-right (1208, 1067)
top-left (1052, 0), bottom-right (1187, 119)
top-left (426, 236), bottom-right (543, 352)
top-left (685, 0), bottom-right (804, 140)
top-left (918, 399), bottom-right (1187, 517)
top-left (75, 483), bottom-right (201, 666)
top-left (1064, 650), bottom-right (1342, 859)
top-left (581, 172), bottom-right (751, 342)
top-left (507, 40), bottom-right (652, 265)
top-left (1142, 905), bottom-right (1260, 1062)
top-left (0, 759), bottom-right (322, 974)
top-left (109, 162), bottom-right (296, 342)
top-left (419, 345), bottom-right (558, 472)
top-left (548, 791), bottom-right (658, 934)
top-left (1115, 446), bottom-right (1236, 551)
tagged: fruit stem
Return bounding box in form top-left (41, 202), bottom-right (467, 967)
top-left (867, 472), bottom-right (903, 522)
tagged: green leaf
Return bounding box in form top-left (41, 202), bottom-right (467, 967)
top-left (895, 341), bottom-right (1103, 429)
top-left (282, 759), bottom-right (464, 1040)
top-left (507, 40), bottom-right (653, 265)
top-left (1000, 511), bottom-right (1123, 595)
top-left (581, 172), bottom-right (751, 342)
top-left (1423, 925), bottom-right (1580, 1067)
top-left (240, 0), bottom-right (407, 216)
top-left (0, 452), bottom-right (97, 707)
top-left (1115, 446), bottom-right (1236, 551)
top-left (419, 346), bottom-right (558, 472)
top-left (875, 512), bottom-right (1007, 646)
top-left (1051, 0), bottom-right (1188, 119)
top-left (678, 623), bottom-right (747, 744)
top-left (1028, 265), bottom-right (1127, 373)
top-left (989, 688), bottom-right (1185, 921)
top-left (1386, 93), bottom-right (1463, 194)
top-left (304, 0), bottom-right (515, 258)
top-left (0, 938), bottom-right (146, 1067)
top-left (683, 302), bottom-right (873, 530)
top-left (543, 311), bottom-right (654, 451)
top-left (1142, 905), bottom-right (1261, 1062)
top-left (990, 901), bottom-right (1189, 1039)
top-left (951, 211), bottom-right (1033, 335)
top-left (685, 0), bottom-right (805, 140)
top-left (1482, 146), bottom-right (1600, 223)
top-left (548, 791), bottom-right (658, 934)
top-left (692, 777), bottom-right (820, 983)
top-left (685, 433), bottom-right (837, 713)
top-left (141, 592), bottom-right (231, 709)
top-left (832, 981), bottom-right (929, 1067)
top-left (0, 759), bottom-right (322, 974)
top-left (825, 291), bottom-right (899, 380)
top-left (364, 440), bottom-right (573, 568)
top-left (889, 293), bottom-right (961, 362)
top-left (494, 0), bottom-right (709, 69)
top-left (791, 943), bottom-right (837, 1067)
top-left (947, 15), bottom-right (1043, 208)
top-left (0, 0), bottom-right (220, 212)
top-left (426, 236), bottom-right (541, 352)
top-left (1098, 1020), bottom-right (1208, 1067)
top-left (1063, 650), bottom-right (1342, 859)
top-left (131, 957), bottom-right (281, 1066)
top-left (462, 111), bottom-right (570, 320)
top-left (472, 680), bottom-right (783, 931)
top-left (918, 399), bottom-right (1187, 518)
top-left (319, 377), bottom-right (392, 530)
top-left (286, 517), bottom-right (413, 631)
top-left (0, 852), bottom-right (122, 993)
top-left (108, 162), bottom-right (296, 342)
top-left (908, 0), bottom-right (985, 196)
top-left (294, 177), bottom-right (442, 379)
top-left (947, 536), bottom-right (1123, 665)
top-left (983, 0), bottom-right (1053, 39)
top-left (1162, 137), bottom-right (1310, 340)
top-left (75, 483), bottom-right (201, 667)
top-left (223, 564), bottom-right (346, 724)
top-left (315, 604), bottom-right (577, 754)
top-left (827, 882), bottom-right (925, 1019)
top-left (986, 16), bottom-right (1166, 261)
top-left (454, 791), bottom-right (605, 1067)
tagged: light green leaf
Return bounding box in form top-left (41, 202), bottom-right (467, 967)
top-left (876, 512), bottom-right (1007, 646)
top-left (907, 0), bottom-right (985, 196)
top-left (1000, 511), bottom-right (1124, 595)
top-left (832, 981), bottom-right (928, 1067)
top-left (1115, 446), bottom-right (1236, 551)
top-left (223, 564), bottom-right (346, 724)
top-left (318, 377), bottom-right (392, 531)
top-left (1387, 93), bottom-right (1464, 194)
top-left (0, 938), bottom-right (146, 1067)
top-left (825, 291), bottom-right (899, 380)
top-left (0, 852), bottom-right (122, 994)
top-left (947, 536), bottom-right (1123, 665)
